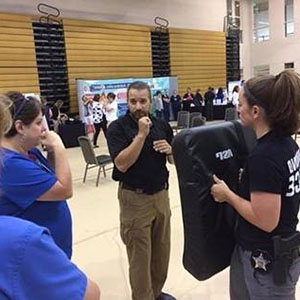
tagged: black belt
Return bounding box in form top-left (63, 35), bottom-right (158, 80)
top-left (121, 182), bottom-right (168, 195)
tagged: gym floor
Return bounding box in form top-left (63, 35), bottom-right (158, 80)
top-left (68, 124), bottom-right (300, 299)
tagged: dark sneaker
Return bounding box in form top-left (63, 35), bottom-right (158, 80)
top-left (156, 292), bottom-right (176, 300)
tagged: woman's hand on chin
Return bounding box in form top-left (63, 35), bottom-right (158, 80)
top-left (41, 131), bottom-right (65, 153)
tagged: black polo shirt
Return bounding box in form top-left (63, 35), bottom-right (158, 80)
top-left (107, 112), bottom-right (173, 190)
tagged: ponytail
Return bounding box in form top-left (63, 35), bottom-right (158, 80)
top-left (245, 70), bottom-right (300, 136)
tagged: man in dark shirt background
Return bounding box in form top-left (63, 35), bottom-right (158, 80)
top-left (204, 87), bottom-right (215, 121)
top-left (107, 81), bottom-right (175, 300)
top-left (170, 89), bottom-right (181, 121)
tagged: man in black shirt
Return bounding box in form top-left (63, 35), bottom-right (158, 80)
top-left (204, 87), bottom-right (215, 121)
top-left (107, 81), bottom-right (175, 300)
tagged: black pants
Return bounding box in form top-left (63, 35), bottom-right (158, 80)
top-left (182, 101), bottom-right (191, 112)
top-left (172, 105), bottom-right (181, 121)
top-left (206, 103), bottom-right (214, 121)
top-left (93, 122), bottom-right (107, 146)
top-left (163, 108), bottom-right (170, 122)
top-left (230, 245), bottom-right (300, 300)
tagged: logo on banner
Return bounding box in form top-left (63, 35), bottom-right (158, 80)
top-left (83, 85), bottom-right (90, 92)
top-left (216, 149), bottom-right (233, 161)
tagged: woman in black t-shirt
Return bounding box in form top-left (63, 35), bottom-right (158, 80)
top-left (182, 87), bottom-right (194, 112)
top-left (170, 89), bottom-right (181, 121)
top-left (211, 71), bottom-right (300, 299)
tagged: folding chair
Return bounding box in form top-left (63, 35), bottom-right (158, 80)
top-left (78, 136), bottom-right (112, 187)
top-left (224, 108), bottom-right (238, 121)
top-left (171, 111), bottom-right (190, 133)
top-left (191, 116), bottom-right (206, 127)
top-left (189, 112), bottom-right (202, 127)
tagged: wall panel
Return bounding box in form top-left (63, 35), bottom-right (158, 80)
top-left (0, 13), bottom-right (40, 95)
top-left (170, 28), bottom-right (226, 96)
top-left (0, 11), bottom-right (227, 115)
top-left (63, 18), bottom-right (152, 112)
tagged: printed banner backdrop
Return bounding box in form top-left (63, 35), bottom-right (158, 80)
top-left (76, 76), bottom-right (178, 123)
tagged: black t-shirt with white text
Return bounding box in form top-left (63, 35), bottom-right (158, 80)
top-left (236, 131), bottom-right (300, 251)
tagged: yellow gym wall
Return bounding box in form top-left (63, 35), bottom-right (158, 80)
top-left (0, 12), bottom-right (226, 113)
top-left (169, 27), bottom-right (226, 96)
top-left (0, 13), bottom-right (40, 95)
top-left (63, 18), bottom-right (152, 113)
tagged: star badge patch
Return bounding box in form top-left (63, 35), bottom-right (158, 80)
top-left (251, 250), bottom-right (273, 272)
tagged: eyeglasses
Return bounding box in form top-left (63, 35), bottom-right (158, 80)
top-left (13, 96), bottom-right (31, 119)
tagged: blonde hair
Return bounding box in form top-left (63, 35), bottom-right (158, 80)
top-left (0, 94), bottom-right (12, 138)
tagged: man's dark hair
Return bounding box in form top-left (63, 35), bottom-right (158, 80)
top-left (127, 81), bottom-right (151, 100)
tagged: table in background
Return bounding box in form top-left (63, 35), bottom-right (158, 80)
top-left (190, 104), bottom-right (231, 120)
top-left (58, 122), bottom-right (85, 148)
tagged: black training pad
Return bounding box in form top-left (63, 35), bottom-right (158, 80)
top-left (172, 121), bottom-right (256, 281)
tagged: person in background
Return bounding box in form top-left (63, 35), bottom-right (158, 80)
top-left (154, 90), bottom-right (164, 120)
top-left (0, 91), bottom-right (73, 258)
top-left (82, 95), bottom-right (93, 123)
top-left (51, 99), bottom-right (65, 132)
top-left (104, 92), bottom-right (118, 125)
top-left (51, 99), bottom-right (63, 121)
top-left (0, 94), bottom-right (100, 300)
top-left (193, 89), bottom-right (203, 111)
top-left (211, 71), bottom-right (300, 299)
top-left (41, 96), bottom-right (53, 129)
top-left (92, 93), bottom-right (107, 148)
top-left (107, 81), bottom-right (176, 300)
top-left (170, 89), bottom-right (181, 121)
top-left (231, 85), bottom-right (240, 109)
top-left (182, 87), bottom-right (194, 112)
top-left (162, 90), bottom-right (171, 122)
top-left (216, 87), bottom-right (224, 104)
top-left (100, 92), bottom-right (107, 102)
top-left (204, 87), bottom-right (215, 121)
top-left (82, 95), bottom-right (95, 137)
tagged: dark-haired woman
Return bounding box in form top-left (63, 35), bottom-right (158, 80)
top-left (216, 87), bottom-right (224, 104)
top-left (162, 90), bottom-right (171, 122)
top-left (211, 71), bottom-right (300, 299)
top-left (231, 85), bottom-right (240, 109)
top-left (0, 95), bottom-right (101, 299)
top-left (103, 92), bottom-right (118, 125)
top-left (92, 93), bottom-right (107, 148)
top-left (0, 92), bottom-right (73, 258)
top-left (170, 89), bottom-right (181, 121)
top-left (182, 87), bottom-right (194, 112)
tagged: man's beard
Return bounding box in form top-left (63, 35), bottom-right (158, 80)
top-left (132, 110), bottom-right (148, 120)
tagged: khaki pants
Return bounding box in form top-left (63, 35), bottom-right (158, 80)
top-left (118, 185), bottom-right (171, 300)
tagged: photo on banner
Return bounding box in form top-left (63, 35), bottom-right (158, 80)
top-left (76, 76), bottom-right (178, 124)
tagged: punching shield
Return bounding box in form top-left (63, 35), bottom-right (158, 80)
top-left (172, 121), bottom-right (256, 280)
